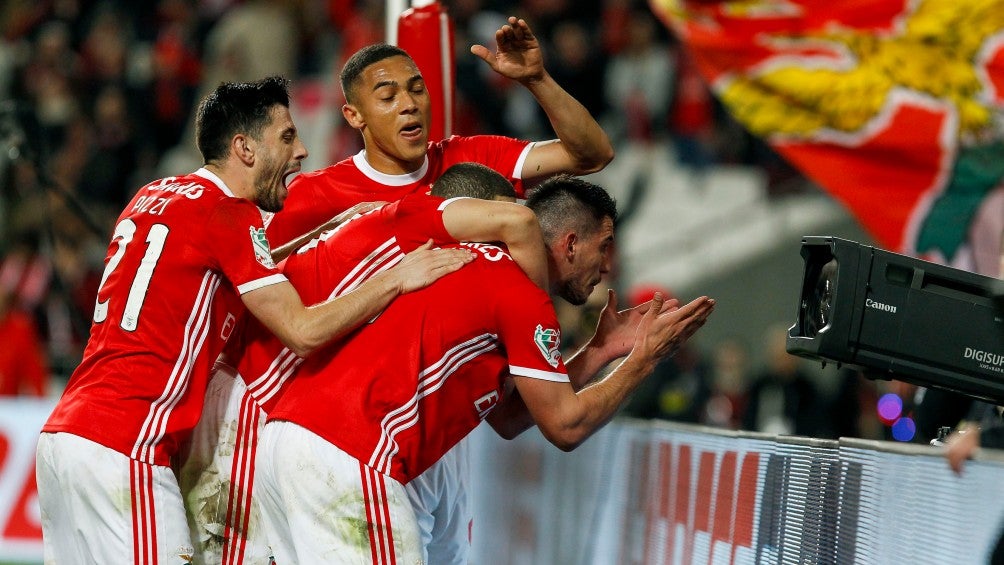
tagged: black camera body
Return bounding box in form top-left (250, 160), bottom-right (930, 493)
top-left (786, 236), bottom-right (1004, 403)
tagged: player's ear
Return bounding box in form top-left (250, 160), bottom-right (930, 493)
top-left (342, 103), bottom-right (365, 130)
top-left (233, 134), bottom-right (255, 165)
top-left (562, 231), bottom-right (577, 262)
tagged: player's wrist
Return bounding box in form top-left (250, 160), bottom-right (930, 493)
top-left (621, 350), bottom-right (658, 379)
top-left (519, 69), bottom-right (550, 89)
top-left (583, 335), bottom-right (620, 365)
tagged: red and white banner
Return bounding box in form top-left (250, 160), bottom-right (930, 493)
top-left (469, 421), bottom-right (1004, 564)
top-left (0, 398), bottom-right (53, 563)
top-left (3, 402), bottom-right (1002, 563)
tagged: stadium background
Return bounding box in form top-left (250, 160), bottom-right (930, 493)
top-left (0, 0), bottom-right (1002, 563)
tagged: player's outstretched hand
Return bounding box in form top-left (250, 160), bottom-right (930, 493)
top-left (635, 294), bottom-right (715, 362)
top-left (589, 289), bottom-right (680, 360)
top-left (392, 240), bottom-right (474, 293)
top-left (470, 16), bottom-right (545, 84)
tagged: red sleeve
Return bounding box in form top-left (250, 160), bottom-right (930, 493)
top-left (210, 199), bottom-right (287, 294)
top-left (439, 136), bottom-right (533, 198)
top-left (490, 263), bottom-right (569, 382)
top-left (391, 194), bottom-right (454, 251)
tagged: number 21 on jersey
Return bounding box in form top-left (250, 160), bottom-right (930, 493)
top-left (93, 218), bottom-right (169, 331)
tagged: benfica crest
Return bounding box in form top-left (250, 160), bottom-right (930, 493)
top-left (533, 324), bottom-right (561, 368)
top-left (250, 226), bottom-right (276, 269)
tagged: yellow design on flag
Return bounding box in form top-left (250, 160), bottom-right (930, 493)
top-left (650, 0), bottom-right (1004, 274)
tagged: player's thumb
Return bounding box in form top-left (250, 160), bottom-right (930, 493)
top-left (648, 292), bottom-right (665, 316)
top-left (470, 45), bottom-right (494, 66)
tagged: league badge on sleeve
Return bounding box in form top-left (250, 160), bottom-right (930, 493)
top-left (250, 226), bottom-right (276, 269)
top-left (533, 324), bottom-right (562, 368)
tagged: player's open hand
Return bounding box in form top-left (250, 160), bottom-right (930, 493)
top-left (635, 294), bottom-right (715, 362)
top-left (392, 240), bottom-right (474, 293)
top-left (470, 17), bottom-right (545, 84)
top-left (589, 289), bottom-right (680, 360)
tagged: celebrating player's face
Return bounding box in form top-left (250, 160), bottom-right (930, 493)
top-left (558, 217), bottom-right (615, 305)
top-left (343, 55), bottom-right (431, 174)
top-left (253, 105), bottom-right (307, 213)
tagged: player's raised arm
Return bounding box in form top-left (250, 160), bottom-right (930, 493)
top-left (471, 16), bottom-right (614, 177)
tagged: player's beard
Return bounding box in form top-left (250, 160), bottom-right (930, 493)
top-left (557, 280), bottom-right (589, 306)
top-left (252, 156), bottom-right (286, 213)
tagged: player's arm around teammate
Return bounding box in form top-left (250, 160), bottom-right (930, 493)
top-left (441, 198), bottom-right (547, 288)
top-left (270, 200), bottom-right (385, 262)
top-left (243, 238), bottom-right (470, 357)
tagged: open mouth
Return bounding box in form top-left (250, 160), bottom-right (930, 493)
top-left (400, 123), bottom-right (423, 140)
top-left (282, 166), bottom-right (300, 188)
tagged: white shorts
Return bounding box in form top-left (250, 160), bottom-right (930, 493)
top-left (255, 420), bottom-right (423, 564)
top-left (406, 436), bottom-right (472, 565)
top-left (36, 432), bottom-right (193, 564)
top-left (176, 364), bottom-right (273, 565)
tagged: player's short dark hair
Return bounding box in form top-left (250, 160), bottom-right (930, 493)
top-left (525, 175), bottom-right (618, 243)
top-left (430, 163), bottom-right (517, 201)
top-left (195, 76), bottom-right (291, 165)
top-left (340, 44), bottom-right (414, 104)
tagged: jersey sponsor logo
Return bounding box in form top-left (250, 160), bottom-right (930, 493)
top-left (462, 242), bottom-right (512, 262)
top-left (474, 390), bottom-right (500, 419)
top-left (249, 227), bottom-right (276, 269)
top-left (147, 177), bottom-right (204, 199)
top-left (221, 312), bottom-right (236, 341)
top-left (533, 325), bottom-right (561, 368)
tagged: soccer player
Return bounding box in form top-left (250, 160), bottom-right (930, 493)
top-left (264, 16), bottom-right (615, 250)
top-left (259, 18), bottom-right (617, 562)
top-left (34, 76), bottom-right (472, 564)
top-left (254, 176), bottom-right (715, 563)
top-left (178, 162), bottom-right (547, 564)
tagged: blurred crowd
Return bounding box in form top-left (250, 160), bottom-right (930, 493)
top-left (0, 0), bottom-right (808, 402)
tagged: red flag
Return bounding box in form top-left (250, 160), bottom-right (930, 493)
top-left (650, 0), bottom-right (1004, 275)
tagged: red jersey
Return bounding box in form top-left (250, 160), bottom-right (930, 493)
top-left (268, 244), bottom-right (568, 484)
top-left (238, 193), bottom-right (458, 413)
top-left (43, 169), bottom-right (286, 465)
top-left (264, 135), bottom-right (533, 247)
